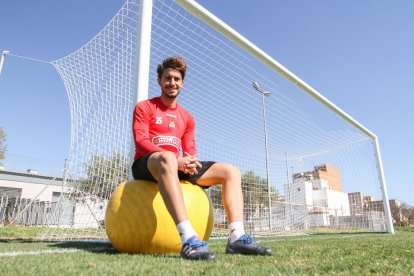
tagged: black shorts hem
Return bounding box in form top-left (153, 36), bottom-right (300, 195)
top-left (131, 152), bottom-right (216, 185)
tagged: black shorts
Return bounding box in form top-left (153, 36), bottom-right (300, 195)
top-left (132, 152), bottom-right (216, 184)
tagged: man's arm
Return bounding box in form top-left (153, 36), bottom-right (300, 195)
top-left (132, 102), bottom-right (164, 154)
top-left (181, 114), bottom-right (196, 156)
top-left (180, 114), bottom-right (201, 174)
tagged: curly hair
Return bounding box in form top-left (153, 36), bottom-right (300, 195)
top-left (156, 56), bottom-right (187, 80)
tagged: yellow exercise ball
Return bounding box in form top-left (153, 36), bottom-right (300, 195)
top-left (105, 180), bottom-right (214, 254)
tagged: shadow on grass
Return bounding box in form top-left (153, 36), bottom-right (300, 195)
top-left (48, 241), bottom-right (118, 254)
top-left (0, 238), bottom-right (43, 243)
top-left (48, 241), bottom-right (181, 259)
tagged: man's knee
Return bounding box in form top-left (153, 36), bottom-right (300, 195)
top-left (221, 163), bottom-right (241, 181)
top-left (229, 165), bottom-right (241, 180)
top-left (149, 151), bottom-right (178, 172)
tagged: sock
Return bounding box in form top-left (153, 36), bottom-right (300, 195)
top-left (228, 221), bottom-right (246, 243)
top-left (177, 220), bottom-right (198, 243)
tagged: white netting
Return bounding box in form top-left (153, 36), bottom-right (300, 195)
top-left (41, 1), bottom-right (140, 239)
top-left (41, 0), bottom-right (389, 240)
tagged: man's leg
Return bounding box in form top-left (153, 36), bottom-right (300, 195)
top-left (196, 163), bottom-right (272, 256)
top-left (146, 151), bottom-right (216, 260)
top-left (195, 163), bottom-right (243, 223)
top-left (147, 151), bottom-right (187, 224)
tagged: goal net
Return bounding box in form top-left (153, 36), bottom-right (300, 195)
top-left (40, 0), bottom-right (392, 240)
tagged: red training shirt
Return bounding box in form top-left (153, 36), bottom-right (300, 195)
top-left (132, 96), bottom-right (197, 160)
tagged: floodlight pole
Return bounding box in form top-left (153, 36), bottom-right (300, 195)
top-left (0, 50), bottom-right (10, 76)
top-left (285, 153), bottom-right (294, 227)
top-left (252, 82), bottom-right (273, 230)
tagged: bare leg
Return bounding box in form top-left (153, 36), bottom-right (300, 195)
top-left (146, 152), bottom-right (217, 259)
top-left (196, 163), bottom-right (243, 223)
top-left (147, 151), bottom-right (187, 224)
top-left (196, 163), bottom-right (272, 256)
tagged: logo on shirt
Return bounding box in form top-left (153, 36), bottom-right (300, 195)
top-left (156, 116), bottom-right (163, 124)
top-left (152, 136), bottom-right (181, 151)
top-left (166, 113), bottom-right (177, 119)
top-left (169, 121), bottom-right (175, 131)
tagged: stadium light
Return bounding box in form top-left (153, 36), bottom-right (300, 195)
top-left (0, 50), bottom-right (10, 76)
top-left (252, 81), bottom-right (272, 230)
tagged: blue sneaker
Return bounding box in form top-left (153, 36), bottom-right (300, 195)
top-left (180, 236), bottom-right (216, 260)
top-left (226, 234), bottom-right (272, 256)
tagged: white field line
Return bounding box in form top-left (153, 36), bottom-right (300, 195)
top-left (258, 233), bottom-right (387, 244)
top-left (209, 233), bottom-right (384, 245)
top-left (0, 247), bottom-right (110, 257)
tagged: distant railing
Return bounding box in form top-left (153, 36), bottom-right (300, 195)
top-left (0, 196), bottom-right (53, 226)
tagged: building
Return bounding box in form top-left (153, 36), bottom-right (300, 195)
top-left (293, 163), bottom-right (342, 192)
top-left (313, 164), bottom-right (342, 192)
top-left (349, 192), bottom-right (409, 226)
top-left (285, 164), bottom-right (350, 228)
top-left (0, 169), bottom-right (66, 201)
top-left (0, 168), bottom-right (106, 227)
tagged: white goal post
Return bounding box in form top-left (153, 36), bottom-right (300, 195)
top-left (38, 0), bottom-right (393, 241)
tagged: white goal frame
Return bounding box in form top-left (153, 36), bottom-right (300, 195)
top-left (133, 0), bottom-right (393, 234)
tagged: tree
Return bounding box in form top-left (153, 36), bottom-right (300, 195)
top-left (242, 170), bottom-right (280, 206)
top-left (241, 170), bottom-right (280, 225)
top-left (82, 152), bottom-right (129, 199)
top-left (0, 126), bottom-right (6, 165)
top-left (208, 169), bottom-right (280, 224)
top-left (400, 202), bottom-right (414, 226)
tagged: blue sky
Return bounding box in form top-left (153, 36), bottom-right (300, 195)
top-left (0, 0), bottom-right (413, 205)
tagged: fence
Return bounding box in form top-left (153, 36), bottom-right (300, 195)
top-left (0, 196), bottom-right (53, 226)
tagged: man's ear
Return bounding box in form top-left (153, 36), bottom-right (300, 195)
top-left (157, 78), bottom-right (161, 86)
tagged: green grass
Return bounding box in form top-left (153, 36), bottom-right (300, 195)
top-left (1, 227), bottom-right (413, 275)
top-left (0, 226), bottom-right (45, 239)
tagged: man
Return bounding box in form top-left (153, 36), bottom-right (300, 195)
top-left (132, 56), bottom-right (272, 260)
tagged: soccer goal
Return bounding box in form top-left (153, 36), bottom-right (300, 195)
top-left (40, 0), bottom-right (393, 241)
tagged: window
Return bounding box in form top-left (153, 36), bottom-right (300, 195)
top-left (0, 186), bottom-right (22, 198)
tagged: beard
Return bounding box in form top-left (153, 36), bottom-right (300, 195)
top-left (165, 90), bottom-right (180, 98)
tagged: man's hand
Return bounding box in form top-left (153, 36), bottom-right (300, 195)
top-left (178, 152), bottom-right (202, 175)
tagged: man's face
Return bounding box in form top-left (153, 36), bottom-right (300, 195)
top-left (158, 68), bottom-right (184, 99)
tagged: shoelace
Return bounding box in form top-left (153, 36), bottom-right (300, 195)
top-left (239, 235), bottom-right (254, 244)
top-left (183, 239), bottom-right (208, 250)
top-left (193, 240), bottom-right (208, 250)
